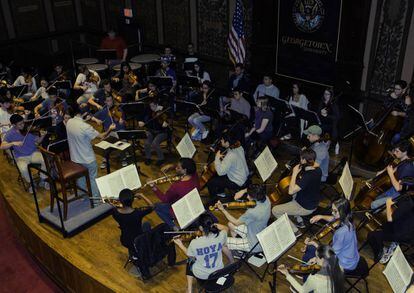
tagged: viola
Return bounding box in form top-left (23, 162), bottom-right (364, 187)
top-left (209, 200), bottom-right (256, 211)
top-left (288, 264), bottom-right (321, 275)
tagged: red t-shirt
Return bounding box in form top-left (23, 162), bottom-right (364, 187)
top-left (100, 36), bottom-right (127, 59)
top-left (153, 173), bottom-right (200, 205)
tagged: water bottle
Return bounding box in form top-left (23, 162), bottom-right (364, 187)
top-left (335, 142), bottom-right (340, 155)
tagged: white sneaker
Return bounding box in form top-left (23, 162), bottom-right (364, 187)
top-left (217, 193), bottom-right (227, 198)
top-left (280, 134), bottom-right (292, 141)
top-left (380, 242), bottom-right (398, 264)
top-left (100, 160), bottom-right (107, 169)
top-left (201, 130), bottom-right (209, 140)
top-left (121, 160), bottom-right (128, 167)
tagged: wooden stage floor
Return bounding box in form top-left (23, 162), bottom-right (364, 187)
top-left (0, 125), bottom-right (396, 292)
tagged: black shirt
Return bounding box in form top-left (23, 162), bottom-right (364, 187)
top-left (112, 206), bottom-right (153, 249)
top-left (295, 167), bottom-right (322, 210)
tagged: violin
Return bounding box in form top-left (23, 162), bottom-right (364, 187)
top-left (125, 72), bottom-right (138, 85)
top-left (199, 141), bottom-right (241, 189)
top-left (209, 200), bottom-right (256, 211)
top-left (169, 231), bottom-right (203, 244)
top-left (111, 90), bottom-right (123, 103)
top-left (108, 105), bottom-right (123, 122)
top-left (87, 72), bottom-right (99, 84)
top-left (288, 264), bottom-right (321, 275)
top-left (313, 219), bottom-right (341, 241)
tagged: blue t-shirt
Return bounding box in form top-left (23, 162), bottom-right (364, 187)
top-left (239, 197), bottom-right (271, 252)
top-left (94, 108), bottom-right (125, 131)
top-left (187, 230), bottom-right (227, 280)
top-left (4, 128), bottom-right (37, 158)
top-left (332, 224), bottom-right (360, 271)
top-left (396, 159), bottom-right (414, 180)
top-left (254, 109), bottom-right (273, 138)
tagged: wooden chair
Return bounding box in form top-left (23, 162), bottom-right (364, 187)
top-left (39, 146), bottom-right (94, 220)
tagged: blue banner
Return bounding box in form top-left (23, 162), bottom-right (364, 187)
top-left (276, 0), bottom-right (342, 86)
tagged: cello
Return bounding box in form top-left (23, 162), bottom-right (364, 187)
top-left (268, 158), bottom-right (300, 205)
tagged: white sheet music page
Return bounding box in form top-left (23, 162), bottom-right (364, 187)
top-left (95, 140), bottom-right (112, 150)
top-left (339, 161), bottom-right (353, 200)
top-left (112, 141), bottom-right (131, 150)
top-left (257, 213), bottom-right (295, 263)
top-left (96, 171), bottom-right (124, 198)
top-left (254, 146), bottom-right (278, 182)
top-left (120, 164), bottom-right (142, 190)
top-left (176, 133), bottom-right (196, 158)
top-left (383, 246), bottom-right (413, 293)
top-left (172, 188), bottom-right (205, 229)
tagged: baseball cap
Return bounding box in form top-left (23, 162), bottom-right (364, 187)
top-left (304, 125), bottom-right (322, 136)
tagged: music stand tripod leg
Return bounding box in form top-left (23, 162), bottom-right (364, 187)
top-left (268, 260), bottom-right (278, 293)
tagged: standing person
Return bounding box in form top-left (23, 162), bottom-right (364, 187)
top-left (112, 188), bottom-right (154, 256)
top-left (304, 125), bottom-right (330, 182)
top-left (66, 107), bottom-right (116, 198)
top-left (278, 245), bottom-right (345, 293)
top-left (1, 114), bottom-right (48, 192)
top-left (272, 148), bottom-right (322, 233)
top-left (370, 140), bottom-right (414, 210)
top-left (214, 184), bottom-right (271, 253)
top-left (206, 132), bottom-right (249, 199)
top-left (253, 74), bottom-right (280, 103)
top-left (147, 158), bottom-right (199, 230)
top-left (173, 213), bottom-right (234, 293)
top-left (304, 198), bottom-right (360, 274)
top-left (318, 88), bottom-right (340, 142)
top-left (100, 29), bottom-right (128, 62)
top-left (392, 82), bottom-right (414, 144)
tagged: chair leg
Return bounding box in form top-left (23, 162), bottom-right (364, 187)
top-left (84, 173), bottom-right (94, 208)
top-left (62, 187), bottom-right (68, 221)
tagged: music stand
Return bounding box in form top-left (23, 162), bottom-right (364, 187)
top-left (20, 100), bottom-right (43, 112)
top-left (33, 116), bottom-right (52, 129)
top-left (54, 80), bottom-right (72, 90)
top-left (10, 85), bottom-right (27, 98)
top-left (269, 97), bottom-right (293, 136)
top-left (148, 76), bottom-right (173, 88)
top-left (47, 139), bottom-right (69, 154)
top-left (96, 49), bottom-right (117, 62)
top-left (291, 105), bottom-right (321, 126)
top-left (117, 130), bottom-right (148, 177)
top-left (343, 104), bottom-right (378, 167)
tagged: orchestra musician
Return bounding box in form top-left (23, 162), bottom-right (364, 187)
top-left (227, 63), bottom-right (250, 93)
top-left (48, 64), bottom-right (67, 82)
top-left (100, 29), bottom-right (128, 63)
top-left (34, 87), bottom-right (67, 122)
top-left (156, 60), bottom-right (177, 93)
top-left (138, 97), bottom-right (170, 166)
top-left (385, 80), bottom-right (410, 118)
top-left (0, 96), bottom-right (12, 137)
top-left (245, 96), bottom-right (274, 149)
top-left (367, 196), bottom-right (414, 264)
top-left (173, 213), bottom-right (234, 293)
top-left (280, 82), bottom-right (309, 141)
top-left (304, 198), bottom-right (361, 275)
top-left (74, 65), bottom-right (100, 108)
top-left (370, 140), bottom-right (414, 210)
top-left (304, 125), bottom-right (330, 182)
top-left (318, 88), bottom-right (340, 142)
top-left (0, 114), bottom-right (48, 193)
top-left (135, 81), bottom-right (158, 101)
top-left (30, 78), bottom-right (49, 101)
top-left (13, 68), bottom-right (37, 101)
top-left (112, 188), bottom-right (154, 256)
top-left (252, 74), bottom-right (280, 104)
top-left (147, 158), bottom-right (199, 230)
top-left (278, 244), bottom-right (345, 293)
top-left (66, 106), bottom-right (116, 199)
top-left (213, 184), bottom-right (270, 253)
top-left (392, 82), bottom-right (414, 145)
top-left (160, 45), bottom-right (176, 64)
top-left (111, 62), bottom-right (139, 98)
top-left (206, 132), bottom-right (249, 199)
top-left (188, 80), bottom-right (218, 141)
top-left (272, 148), bottom-right (322, 234)
top-left (88, 79), bottom-right (121, 110)
top-left (187, 61), bottom-right (211, 83)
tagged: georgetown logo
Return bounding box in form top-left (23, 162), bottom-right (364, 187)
top-left (292, 0), bottom-right (325, 33)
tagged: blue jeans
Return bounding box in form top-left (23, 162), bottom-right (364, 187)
top-left (370, 187), bottom-right (400, 210)
top-left (188, 113), bottom-right (211, 133)
top-left (155, 202), bottom-right (175, 228)
top-left (76, 161), bottom-right (100, 197)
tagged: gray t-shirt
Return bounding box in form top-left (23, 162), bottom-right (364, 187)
top-left (311, 141), bottom-right (330, 182)
top-left (239, 197), bottom-right (271, 252)
top-left (187, 230), bottom-right (227, 280)
top-left (230, 97), bottom-right (251, 119)
top-left (67, 116), bottom-right (99, 164)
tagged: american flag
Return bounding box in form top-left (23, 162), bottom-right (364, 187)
top-left (227, 0), bottom-right (246, 64)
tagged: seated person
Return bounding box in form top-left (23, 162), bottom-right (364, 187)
top-left (304, 125), bottom-right (330, 182)
top-left (30, 78), bottom-right (49, 101)
top-left (253, 74), bottom-right (280, 103)
top-left (188, 81), bottom-right (218, 141)
top-left (245, 96), bottom-right (273, 145)
top-left (0, 96), bottom-right (12, 137)
top-left (74, 65), bottom-right (100, 109)
top-left (318, 88), bottom-right (340, 142)
top-left (112, 188), bottom-right (154, 256)
top-left (156, 60), bottom-right (177, 94)
top-left (206, 132), bottom-right (249, 199)
top-left (222, 87), bottom-right (251, 120)
top-left (187, 61), bottom-right (211, 83)
top-left (305, 198), bottom-right (360, 274)
top-left (138, 98), bottom-right (170, 166)
top-left (111, 62), bottom-right (139, 98)
top-left (1, 114), bottom-right (48, 192)
top-left (173, 213), bottom-right (234, 293)
top-left (370, 140), bottom-right (414, 210)
top-left (13, 68), bottom-right (37, 101)
top-left (148, 158), bottom-right (199, 230)
top-left (227, 63), bottom-right (249, 93)
top-left (88, 79), bottom-right (122, 110)
top-left (278, 244), bottom-right (345, 293)
top-left (160, 45), bottom-right (176, 64)
top-left (34, 87), bottom-right (68, 122)
top-left (368, 196), bottom-right (414, 264)
top-left (135, 81), bottom-right (158, 101)
top-left (272, 148), bottom-right (322, 233)
top-left (214, 184), bottom-right (271, 253)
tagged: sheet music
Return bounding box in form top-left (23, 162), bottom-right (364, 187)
top-left (172, 188), bottom-right (205, 229)
top-left (107, 174), bottom-right (125, 198)
top-left (111, 141), bottom-right (131, 151)
top-left (120, 165), bottom-right (142, 190)
top-left (254, 146), bottom-right (278, 182)
top-left (339, 162), bottom-right (353, 200)
top-left (176, 133), bottom-right (196, 158)
top-left (95, 141), bottom-right (112, 150)
top-left (384, 246), bottom-right (413, 293)
top-left (256, 213), bottom-right (296, 263)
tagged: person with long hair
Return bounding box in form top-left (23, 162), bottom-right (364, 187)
top-left (304, 197), bottom-right (361, 275)
top-left (189, 61), bottom-right (211, 83)
top-left (278, 244), bottom-right (345, 293)
top-left (317, 88), bottom-right (340, 142)
top-left (173, 213), bottom-right (234, 293)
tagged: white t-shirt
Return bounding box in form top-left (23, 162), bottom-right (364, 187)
top-left (13, 76), bottom-right (37, 93)
top-left (67, 116), bottom-right (99, 164)
top-left (0, 108), bottom-right (11, 135)
top-left (75, 70), bottom-right (100, 94)
top-left (187, 230), bottom-right (227, 280)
